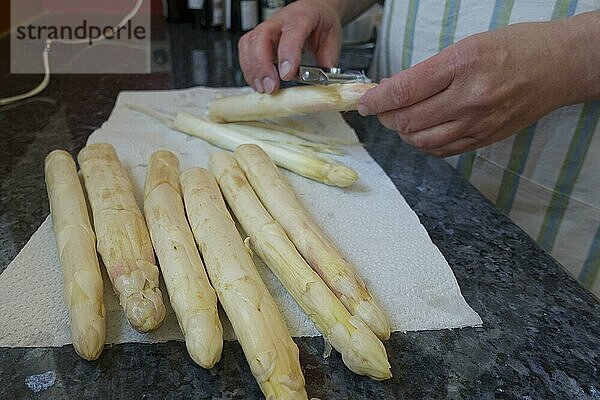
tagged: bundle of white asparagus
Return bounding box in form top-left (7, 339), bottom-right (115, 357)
top-left (143, 151), bottom-right (223, 368)
top-left (180, 167), bottom-right (308, 400)
top-left (206, 83), bottom-right (377, 123)
top-left (209, 151), bottom-right (392, 380)
top-left (45, 150), bottom-right (106, 361)
top-left (234, 145), bottom-right (391, 341)
top-left (78, 143), bottom-right (166, 332)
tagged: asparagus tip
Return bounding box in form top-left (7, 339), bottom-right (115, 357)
top-left (355, 300), bottom-right (391, 341)
top-left (324, 163), bottom-right (359, 187)
top-left (73, 323), bottom-right (105, 361)
top-left (184, 312), bottom-right (224, 368)
top-left (342, 316), bottom-right (392, 380)
top-left (122, 288), bottom-right (167, 332)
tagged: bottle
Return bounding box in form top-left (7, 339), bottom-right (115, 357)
top-left (165, 0), bottom-right (191, 22)
top-left (188, 0), bottom-right (210, 29)
top-left (261, 0), bottom-right (284, 21)
top-left (229, 0), bottom-right (258, 32)
top-left (211, 0), bottom-right (224, 29)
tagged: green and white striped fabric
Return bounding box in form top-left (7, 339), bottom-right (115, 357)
top-left (372, 0), bottom-right (600, 297)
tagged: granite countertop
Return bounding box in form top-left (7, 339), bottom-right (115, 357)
top-left (1, 25), bottom-right (598, 399)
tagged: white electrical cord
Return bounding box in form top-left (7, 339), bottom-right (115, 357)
top-left (0, 0), bottom-right (146, 106)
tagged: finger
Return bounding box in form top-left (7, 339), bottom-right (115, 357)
top-left (428, 136), bottom-right (481, 157)
top-left (395, 120), bottom-right (466, 151)
top-left (376, 89), bottom-right (458, 134)
top-left (358, 52), bottom-right (455, 115)
top-left (311, 27), bottom-right (341, 68)
top-left (277, 12), bottom-right (319, 80)
top-left (238, 22), bottom-right (281, 92)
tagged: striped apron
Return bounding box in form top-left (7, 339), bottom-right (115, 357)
top-left (371, 0), bottom-right (600, 296)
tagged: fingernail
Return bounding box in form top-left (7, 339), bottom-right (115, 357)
top-left (254, 78), bottom-right (264, 93)
top-left (263, 76), bottom-right (275, 94)
top-left (279, 61), bottom-right (291, 79)
top-left (357, 104), bottom-right (369, 116)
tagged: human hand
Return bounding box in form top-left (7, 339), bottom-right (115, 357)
top-left (358, 20), bottom-right (590, 156)
top-left (237, 0), bottom-right (343, 94)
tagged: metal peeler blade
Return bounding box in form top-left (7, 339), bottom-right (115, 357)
top-left (295, 66), bottom-right (372, 85)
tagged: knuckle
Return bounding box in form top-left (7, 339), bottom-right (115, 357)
top-left (411, 135), bottom-right (431, 150)
top-left (393, 112), bottom-right (411, 134)
top-left (237, 37), bottom-right (248, 53)
top-left (278, 42), bottom-right (301, 56)
top-left (283, 8), bottom-right (317, 26)
top-left (410, 137), bottom-right (425, 149)
top-left (387, 79), bottom-right (413, 109)
top-left (444, 37), bottom-right (478, 84)
top-left (243, 29), bottom-right (262, 43)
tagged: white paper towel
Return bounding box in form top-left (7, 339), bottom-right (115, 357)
top-left (0, 87), bottom-right (482, 348)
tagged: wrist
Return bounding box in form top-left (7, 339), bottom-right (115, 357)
top-left (554, 11), bottom-right (600, 104)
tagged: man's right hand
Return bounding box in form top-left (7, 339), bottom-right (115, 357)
top-left (238, 0), bottom-right (343, 94)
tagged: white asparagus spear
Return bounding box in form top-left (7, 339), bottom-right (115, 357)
top-left (235, 144), bottom-right (391, 341)
top-left (143, 150), bottom-right (222, 368)
top-left (206, 83), bottom-right (377, 123)
top-left (173, 113), bottom-right (358, 188)
top-left (180, 167), bottom-right (307, 400)
top-left (78, 143), bottom-right (166, 332)
top-left (209, 152), bottom-right (391, 380)
top-left (45, 150), bottom-right (106, 360)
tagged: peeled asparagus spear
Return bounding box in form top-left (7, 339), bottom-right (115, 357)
top-left (45, 150), bottom-right (106, 361)
top-left (235, 144), bottom-right (391, 341)
top-left (180, 167), bottom-right (307, 400)
top-left (206, 83), bottom-right (377, 123)
top-left (209, 152), bottom-right (391, 380)
top-left (78, 143), bottom-right (166, 332)
top-left (173, 112), bottom-right (358, 188)
top-left (143, 151), bottom-right (222, 368)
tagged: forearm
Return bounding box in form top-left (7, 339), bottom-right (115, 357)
top-left (556, 11), bottom-right (600, 104)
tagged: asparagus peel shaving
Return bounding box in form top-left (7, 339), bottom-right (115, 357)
top-left (235, 144), bottom-right (391, 341)
top-left (222, 122), bottom-right (344, 155)
top-left (78, 143), bottom-right (166, 332)
top-left (209, 152), bottom-right (392, 380)
top-left (206, 83), bottom-right (377, 123)
top-left (240, 120), bottom-right (355, 146)
top-left (45, 150), bottom-right (106, 360)
top-left (180, 167), bottom-right (307, 400)
top-left (143, 151), bottom-right (222, 368)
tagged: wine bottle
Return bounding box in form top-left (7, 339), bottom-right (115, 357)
top-left (211, 0), bottom-right (224, 29)
top-left (165, 0), bottom-right (191, 22)
top-left (188, 0), bottom-right (210, 29)
top-left (240, 0), bottom-right (259, 31)
top-left (261, 0), bottom-right (284, 21)
top-left (229, 0), bottom-right (258, 32)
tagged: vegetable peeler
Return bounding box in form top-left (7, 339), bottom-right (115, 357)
top-left (295, 66), bottom-right (372, 85)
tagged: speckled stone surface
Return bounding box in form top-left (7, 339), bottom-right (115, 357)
top-left (1, 25), bottom-right (598, 399)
